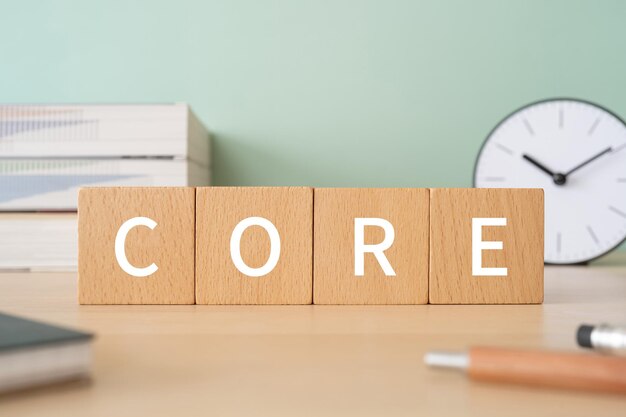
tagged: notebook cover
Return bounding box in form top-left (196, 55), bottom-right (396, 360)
top-left (0, 312), bottom-right (93, 352)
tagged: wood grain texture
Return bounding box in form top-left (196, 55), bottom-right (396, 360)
top-left (313, 188), bottom-right (429, 304)
top-left (3, 255), bottom-right (626, 416)
top-left (429, 188), bottom-right (544, 304)
top-left (195, 187), bottom-right (313, 304)
top-left (78, 187), bottom-right (195, 304)
top-left (0, 252), bottom-right (626, 417)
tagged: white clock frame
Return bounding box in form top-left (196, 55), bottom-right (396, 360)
top-left (473, 98), bottom-right (626, 264)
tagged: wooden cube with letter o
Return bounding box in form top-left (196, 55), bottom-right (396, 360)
top-left (195, 187), bottom-right (313, 304)
top-left (429, 188), bottom-right (544, 304)
top-left (78, 187), bottom-right (196, 304)
top-left (314, 188), bottom-right (430, 304)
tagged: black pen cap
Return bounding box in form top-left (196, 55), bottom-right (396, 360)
top-left (577, 324), bottom-right (595, 348)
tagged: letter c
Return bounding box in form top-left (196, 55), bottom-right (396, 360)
top-left (114, 216), bottom-right (159, 277)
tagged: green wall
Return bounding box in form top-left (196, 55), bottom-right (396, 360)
top-left (1, 0), bottom-right (625, 188)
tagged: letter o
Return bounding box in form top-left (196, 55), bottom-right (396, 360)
top-left (230, 217), bottom-right (281, 277)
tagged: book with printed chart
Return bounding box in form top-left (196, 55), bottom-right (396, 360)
top-left (0, 103), bottom-right (211, 167)
top-left (0, 158), bottom-right (210, 210)
top-left (0, 212), bottom-right (77, 271)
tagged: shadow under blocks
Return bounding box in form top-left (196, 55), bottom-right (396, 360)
top-left (77, 187), bottom-right (544, 305)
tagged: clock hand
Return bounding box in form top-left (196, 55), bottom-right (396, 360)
top-left (564, 147), bottom-right (613, 176)
top-left (522, 154), bottom-right (567, 185)
top-left (522, 154), bottom-right (556, 176)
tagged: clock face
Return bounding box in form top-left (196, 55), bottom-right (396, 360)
top-left (474, 99), bottom-right (626, 264)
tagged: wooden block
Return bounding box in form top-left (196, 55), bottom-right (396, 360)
top-left (195, 187), bottom-right (313, 304)
top-left (429, 188), bottom-right (544, 304)
top-left (313, 188), bottom-right (429, 304)
top-left (78, 187), bottom-right (196, 304)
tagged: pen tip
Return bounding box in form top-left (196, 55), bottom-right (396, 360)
top-left (424, 351), bottom-right (469, 370)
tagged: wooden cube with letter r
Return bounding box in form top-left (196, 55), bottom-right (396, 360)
top-left (195, 187), bottom-right (313, 304)
top-left (429, 188), bottom-right (544, 304)
top-left (314, 188), bottom-right (430, 304)
top-left (78, 187), bottom-right (196, 304)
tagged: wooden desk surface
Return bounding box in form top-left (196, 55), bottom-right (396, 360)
top-left (1, 255), bottom-right (625, 416)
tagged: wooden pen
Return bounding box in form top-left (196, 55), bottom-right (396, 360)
top-left (425, 347), bottom-right (626, 395)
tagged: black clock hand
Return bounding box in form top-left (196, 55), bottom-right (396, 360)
top-left (564, 147), bottom-right (613, 176)
top-left (522, 154), bottom-right (567, 185)
top-left (522, 154), bottom-right (556, 176)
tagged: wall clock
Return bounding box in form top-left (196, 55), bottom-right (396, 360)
top-left (474, 98), bottom-right (626, 264)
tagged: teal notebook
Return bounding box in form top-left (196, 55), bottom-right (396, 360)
top-left (0, 312), bottom-right (93, 393)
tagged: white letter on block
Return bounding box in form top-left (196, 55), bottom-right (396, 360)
top-left (354, 218), bottom-right (396, 276)
top-left (115, 216), bottom-right (158, 277)
top-left (472, 217), bottom-right (508, 276)
top-left (230, 217), bottom-right (281, 277)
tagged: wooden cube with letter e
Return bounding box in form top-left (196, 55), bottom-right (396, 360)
top-left (429, 188), bottom-right (544, 304)
top-left (314, 188), bottom-right (429, 304)
top-left (78, 187), bottom-right (196, 304)
top-left (195, 187), bottom-right (313, 304)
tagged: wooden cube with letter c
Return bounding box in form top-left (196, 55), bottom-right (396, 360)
top-left (313, 188), bottom-right (430, 304)
top-left (429, 188), bottom-right (544, 304)
top-left (78, 187), bottom-right (196, 304)
top-left (195, 187), bottom-right (313, 304)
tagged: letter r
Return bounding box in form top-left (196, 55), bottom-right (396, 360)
top-left (354, 218), bottom-right (396, 276)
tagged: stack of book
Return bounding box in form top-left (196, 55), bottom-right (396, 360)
top-left (0, 103), bottom-right (211, 271)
